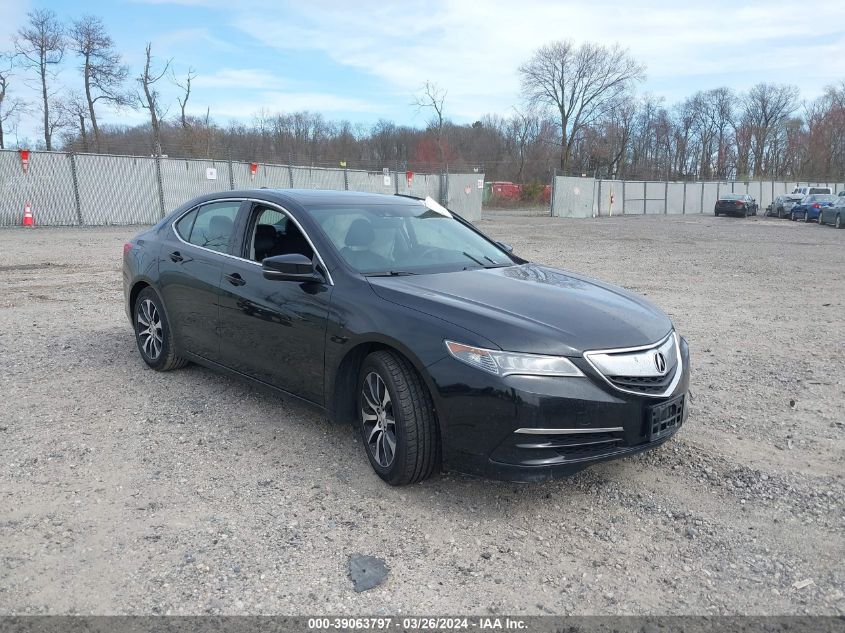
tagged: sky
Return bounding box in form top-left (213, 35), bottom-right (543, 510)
top-left (1, 0), bottom-right (844, 144)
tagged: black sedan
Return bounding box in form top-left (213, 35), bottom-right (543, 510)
top-left (123, 190), bottom-right (690, 485)
top-left (714, 193), bottom-right (758, 217)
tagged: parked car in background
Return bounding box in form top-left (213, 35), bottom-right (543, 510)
top-left (714, 193), bottom-right (758, 217)
top-left (818, 195), bottom-right (845, 228)
top-left (791, 186), bottom-right (832, 197)
top-left (790, 194), bottom-right (838, 222)
top-left (780, 194), bottom-right (805, 219)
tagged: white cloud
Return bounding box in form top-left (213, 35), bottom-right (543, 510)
top-left (193, 68), bottom-right (289, 90)
top-left (235, 0), bottom-right (845, 117)
top-left (193, 91), bottom-right (379, 120)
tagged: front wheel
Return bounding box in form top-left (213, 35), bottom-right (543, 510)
top-left (791, 211), bottom-right (796, 221)
top-left (134, 287), bottom-right (188, 371)
top-left (357, 351), bottom-right (439, 485)
top-left (836, 214), bottom-right (842, 229)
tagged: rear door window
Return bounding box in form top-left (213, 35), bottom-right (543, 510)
top-left (183, 201), bottom-right (242, 253)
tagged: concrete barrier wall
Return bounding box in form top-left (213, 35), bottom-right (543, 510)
top-left (550, 175), bottom-right (845, 218)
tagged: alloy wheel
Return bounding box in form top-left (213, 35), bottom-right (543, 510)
top-left (136, 298), bottom-right (163, 360)
top-left (361, 371), bottom-right (397, 468)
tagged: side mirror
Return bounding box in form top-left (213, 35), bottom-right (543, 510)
top-left (262, 253), bottom-right (323, 283)
top-left (496, 241), bottom-right (514, 253)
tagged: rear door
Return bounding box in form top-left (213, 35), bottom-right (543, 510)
top-left (158, 199), bottom-right (245, 361)
top-left (216, 202), bottom-right (332, 404)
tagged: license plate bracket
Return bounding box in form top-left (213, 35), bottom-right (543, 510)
top-left (648, 394), bottom-right (684, 441)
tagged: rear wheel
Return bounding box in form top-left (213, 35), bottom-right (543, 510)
top-left (791, 211), bottom-right (796, 221)
top-left (134, 287), bottom-right (187, 371)
top-left (357, 351), bottom-right (438, 485)
top-left (836, 214), bottom-right (842, 229)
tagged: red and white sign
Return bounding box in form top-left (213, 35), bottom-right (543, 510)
top-left (19, 149), bottom-right (30, 174)
top-left (406, 170), bottom-right (414, 187)
top-left (250, 162), bottom-right (258, 180)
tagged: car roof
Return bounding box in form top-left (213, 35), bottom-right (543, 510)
top-left (228, 188), bottom-right (421, 206)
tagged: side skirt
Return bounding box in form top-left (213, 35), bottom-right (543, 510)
top-left (182, 350), bottom-right (329, 417)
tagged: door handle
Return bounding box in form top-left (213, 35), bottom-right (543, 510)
top-left (169, 251), bottom-right (184, 263)
top-left (225, 273), bottom-right (246, 286)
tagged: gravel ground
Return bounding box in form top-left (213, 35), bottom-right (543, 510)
top-left (0, 214), bottom-right (842, 616)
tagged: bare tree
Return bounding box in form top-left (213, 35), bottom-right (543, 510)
top-left (413, 80), bottom-right (447, 166)
top-left (519, 40), bottom-right (645, 172)
top-left (173, 67), bottom-right (197, 129)
top-left (742, 83), bottom-right (798, 177)
top-left (0, 55), bottom-right (28, 149)
top-left (505, 107), bottom-right (539, 181)
top-left (57, 93), bottom-right (91, 150)
top-left (14, 9), bottom-right (65, 150)
top-left (136, 43), bottom-right (170, 154)
top-left (69, 15), bottom-right (129, 152)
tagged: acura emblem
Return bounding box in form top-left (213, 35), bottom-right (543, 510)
top-left (654, 352), bottom-right (667, 374)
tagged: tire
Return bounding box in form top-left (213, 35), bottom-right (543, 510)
top-left (133, 287), bottom-right (188, 371)
top-left (791, 211), bottom-right (796, 221)
top-left (803, 213), bottom-right (809, 223)
top-left (778, 208), bottom-right (784, 219)
top-left (357, 350), bottom-right (439, 485)
top-left (836, 214), bottom-right (842, 229)
top-left (714, 209), bottom-right (719, 216)
top-left (742, 208), bottom-right (748, 218)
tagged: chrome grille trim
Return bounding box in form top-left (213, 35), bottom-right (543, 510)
top-left (514, 426), bottom-right (624, 435)
top-left (583, 331), bottom-right (683, 399)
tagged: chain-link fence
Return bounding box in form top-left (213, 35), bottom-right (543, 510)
top-left (551, 175), bottom-right (845, 218)
top-left (0, 150), bottom-right (484, 227)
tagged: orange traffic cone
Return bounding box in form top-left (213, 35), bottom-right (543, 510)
top-left (22, 202), bottom-right (34, 227)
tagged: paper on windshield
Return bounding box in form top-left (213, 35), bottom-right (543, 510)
top-left (424, 196), bottom-right (453, 218)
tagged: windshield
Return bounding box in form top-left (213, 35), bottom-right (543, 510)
top-left (306, 201), bottom-right (515, 275)
top-left (719, 194), bottom-right (744, 200)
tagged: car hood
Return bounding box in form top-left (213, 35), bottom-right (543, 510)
top-left (367, 264), bottom-right (673, 356)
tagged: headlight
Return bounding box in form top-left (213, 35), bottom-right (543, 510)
top-left (444, 340), bottom-right (584, 377)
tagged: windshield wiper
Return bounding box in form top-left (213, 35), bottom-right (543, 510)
top-left (365, 271), bottom-right (417, 277)
top-left (461, 251), bottom-right (511, 269)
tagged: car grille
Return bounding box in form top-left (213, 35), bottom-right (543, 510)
top-left (607, 370), bottom-right (677, 395)
top-left (583, 332), bottom-right (681, 398)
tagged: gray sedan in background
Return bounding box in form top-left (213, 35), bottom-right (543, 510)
top-left (819, 195), bottom-right (845, 228)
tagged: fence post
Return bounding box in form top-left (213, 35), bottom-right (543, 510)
top-left (287, 155), bottom-right (294, 188)
top-left (664, 181), bottom-right (669, 214)
top-left (227, 154), bottom-right (235, 190)
top-left (68, 152), bottom-right (84, 226)
top-left (621, 180), bottom-right (626, 215)
top-left (440, 169), bottom-right (449, 206)
top-left (682, 180), bottom-right (687, 215)
top-left (700, 180), bottom-right (705, 214)
top-left (343, 166), bottom-right (349, 191)
top-left (716, 181), bottom-right (720, 203)
top-left (154, 144), bottom-right (166, 219)
top-left (549, 168), bottom-right (557, 217)
top-left (597, 178), bottom-right (602, 217)
top-left (643, 181), bottom-right (647, 215)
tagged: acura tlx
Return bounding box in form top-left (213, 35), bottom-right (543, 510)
top-left (123, 190), bottom-right (690, 485)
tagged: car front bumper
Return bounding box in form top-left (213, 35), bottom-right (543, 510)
top-left (426, 336), bottom-right (691, 482)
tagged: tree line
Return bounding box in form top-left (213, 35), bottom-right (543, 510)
top-left (1, 8), bottom-right (843, 183)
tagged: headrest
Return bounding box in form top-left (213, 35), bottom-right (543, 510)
top-left (209, 215), bottom-right (233, 236)
top-left (345, 218), bottom-right (375, 247)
